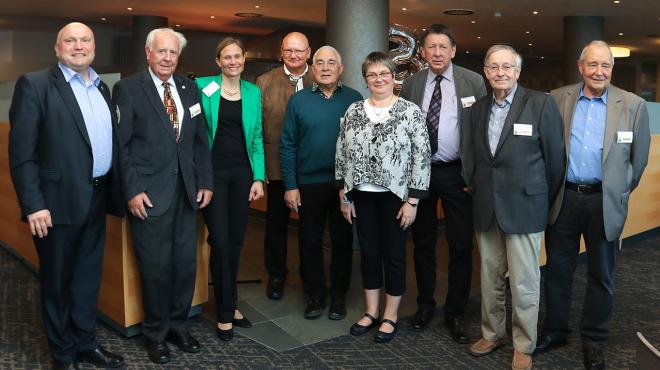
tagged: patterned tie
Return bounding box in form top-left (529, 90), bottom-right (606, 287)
top-left (163, 82), bottom-right (180, 142)
top-left (426, 75), bottom-right (443, 155)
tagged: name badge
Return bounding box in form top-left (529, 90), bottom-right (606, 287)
top-left (189, 103), bottom-right (202, 118)
top-left (461, 96), bottom-right (476, 108)
top-left (202, 81), bottom-right (220, 97)
top-left (617, 131), bottom-right (633, 143)
top-left (513, 123), bottom-right (533, 136)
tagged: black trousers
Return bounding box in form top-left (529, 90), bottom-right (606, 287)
top-left (353, 190), bottom-right (408, 296)
top-left (204, 165), bottom-right (253, 323)
top-left (411, 161), bottom-right (474, 319)
top-left (263, 180), bottom-right (292, 280)
top-left (544, 188), bottom-right (617, 349)
top-left (130, 175), bottom-right (197, 341)
top-left (34, 184), bottom-right (107, 365)
top-left (298, 182), bottom-right (353, 300)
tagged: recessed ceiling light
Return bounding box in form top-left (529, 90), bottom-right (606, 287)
top-left (528, 43), bottom-right (533, 46)
top-left (443, 9), bottom-right (475, 16)
top-left (470, 20), bottom-right (476, 24)
top-left (476, 36), bottom-right (481, 39)
top-left (525, 30), bottom-right (531, 34)
top-left (541, 56), bottom-right (545, 59)
top-left (532, 10), bottom-right (539, 15)
top-left (465, 50), bottom-right (470, 54)
top-left (402, 7), bottom-right (407, 11)
top-left (421, 28), bottom-right (426, 31)
top-left (101, 17), bottom-right (106, 21)
top-left (175, 24), bottom-right (181, 27)
top-left (127, 7), bottom-right (132, 11)
top-left (255, 5), bottom-right (260, 9)
top-left (618, 32), bottom-right (624, 36)
top-left (235, 12), bottom-right (262, 18)
top-left (613, 0), bottom-right (620, 3)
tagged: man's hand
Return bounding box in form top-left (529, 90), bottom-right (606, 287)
top-left (284, 189), bottom-right (301, 213)
top-left (128, 192), bottom-right (153, 220)
top-left (248, 181), bottom-right (264, 202)
top-left (27, 209), bottom-right (52, 238)
top-left (197, 189), bottom-right (213, 209)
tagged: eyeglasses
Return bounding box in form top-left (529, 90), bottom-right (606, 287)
top-left (365, 71), bottom-right (393, 81)
top-left (582, 62), bottom-right (612, 71)
top-left (282, 48), bottom-right (309, 56)
top-left (485, 64), bottom-right (517, 73)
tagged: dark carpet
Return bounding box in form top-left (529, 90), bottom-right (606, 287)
top-left (0, 234), bottom-right (658, 369)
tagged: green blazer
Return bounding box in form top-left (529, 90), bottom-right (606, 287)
top-left (195, 75), bottom-right (265, 181)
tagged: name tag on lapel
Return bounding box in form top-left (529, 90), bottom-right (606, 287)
top-left (460, 96), bottom-right (476, 108)
top-left (513, 123), bottom-right (533, 136)
top-left (202, 81), bottom-right (220, 97)
top-left (189, 103), bottom-right (202, 118)
top-left (617, 131), bottom-right (633, 143)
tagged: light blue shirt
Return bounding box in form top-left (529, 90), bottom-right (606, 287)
top-left (59, 63), bottom-right (112, 177)
top-left (488, 84), bottom-right (518, 156)
top-left (567, 88), bottom-right (607, 184)
top-left (422, 64), bottom-right (459, 162)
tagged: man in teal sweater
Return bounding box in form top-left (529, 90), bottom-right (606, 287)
top-left (280, 45), bottom-right (362, 320)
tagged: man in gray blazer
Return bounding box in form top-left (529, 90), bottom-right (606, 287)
top-left (467, 45), bottom-right (564, 370)
top-left (400, 24), bottom-right (486, 342)
top-left (535, 40), bottom-right (650, 370)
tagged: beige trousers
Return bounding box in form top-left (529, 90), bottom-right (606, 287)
top-left (476, 220), bottom-right (542, 354)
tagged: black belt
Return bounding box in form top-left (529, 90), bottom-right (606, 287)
top-left (565, 181), bottom-right (601, 194)
top-left (91, 175), bottom-right (107, 187)
top-left (432, 159), bottom-right (461, 168)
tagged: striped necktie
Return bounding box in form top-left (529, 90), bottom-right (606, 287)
top-left (163, 82), bottom-right (180, 142)
top-left (426, 75), bottom-right (443, 155)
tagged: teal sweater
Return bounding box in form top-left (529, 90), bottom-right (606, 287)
top-left (280, 85), bottom-right (362, 190)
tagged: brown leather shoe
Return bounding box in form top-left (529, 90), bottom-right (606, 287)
top-left (469, 337), bottom-right (504, 357)
top-left (512, 349), bottom-right (532, 370)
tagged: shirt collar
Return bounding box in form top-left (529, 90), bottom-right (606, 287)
top-left (492, 83), bottom-right (518, 108)
top-left (284, 64), bottom-right (308, 78)
top-left (58, 63), bottom-right (100, 86)
top-left (427, 63), bottom-right (454, 85)
top-left (148, 67), bottom-right (176, 88)
top-left (578, 86), bottom-right (608, 104)
top-left (312, 80), bottom-right (342, 96)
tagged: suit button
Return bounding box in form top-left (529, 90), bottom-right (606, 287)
top-left (174, 168), bottom-right (179, 175)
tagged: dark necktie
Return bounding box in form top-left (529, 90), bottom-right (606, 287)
top-left (163, 82), bottom-right (180, 142)
top-left (426, 75), bottom-right (443, 155)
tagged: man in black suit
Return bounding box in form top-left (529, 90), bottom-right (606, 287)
top-left (112, 28), bottom-right (213, 364)
top-left (8, 22), bottom-right (124, 370)
top-left (399, 24), bottom-right (486, 342)
top-left (467, 45), bottom-right (564, 370)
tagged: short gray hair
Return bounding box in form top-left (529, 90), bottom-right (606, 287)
top-left (484, 44), bottom-right (522, 71)
top-left (579, 40), bottom-right (614, 65)
top-left (313, 45), bottom-right (342, 65)
top-left (145, 28), bottom-right (187, 52)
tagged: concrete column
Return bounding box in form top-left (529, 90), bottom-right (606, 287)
top-left (562, 16), bottom-right (604, 85)
top-left (130, 15), bottom-right (168, 74)
top-left (326, 0), bottom-right (389, 96)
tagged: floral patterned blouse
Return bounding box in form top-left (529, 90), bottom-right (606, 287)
top-left (335, 97), bottom-right (431, 200)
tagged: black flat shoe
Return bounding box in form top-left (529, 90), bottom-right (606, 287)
top-left (216, 326), bottom-right (234, 341)
top-left (374, 319), bottom-right (398, 343)
top-left (233, 316), bottom-right (252, 328)
top-left (267, 276), bottom-right (285, 300)
top-left (533, 333), bottom-right (567, 355)
top-left (145, 339), bottom-right (170, 364)
top-left (166, 330), bottom-right (201, 353)
top-left (328, 296), bottom-right (347, 320)
top-left (78, 345), bottom-right (124, 368)
top-left (350, 312), bottom-right (380, 336)
top-left (411, 308), bottom-right (434, 331)
top-left (445, 317), bottom-right (469, 344)
top-left (304, 298), bottom-right (326, 319)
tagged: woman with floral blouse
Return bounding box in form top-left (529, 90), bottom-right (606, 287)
top-left (335, 51), bottom-right (431, 343)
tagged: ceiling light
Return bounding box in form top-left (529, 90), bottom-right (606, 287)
top-left (477, 36), bottom-right (481, 39)
top-left (100, 17), bottom-right (106, 21)
top-left (235, 12), bottom-right (262, 18)
top-left (421, 28), bottom-right (426, 31)
top-left (528, 43), bottom-right (533, 46)
top-left (613, 0), bottom-right (620, 3)
top-left (465, 51), bottom-right (470, 54)
top-left (618, 32), bottom-right (624, 36)
top-left (443, 9), bottom-right (475, 16)
top-left (175, 24), bottom-right (181, 27)
top-left (127, 7), bottom-right (132, 11)
top-left (402, 7), bottom-right (407, 11)
top-left (210, 15), bottom-right (215, 19)
top-left (532, 10), bottom-right (539, 15)
top-left (470, 20), bottom-right (476, 24)
top-left (541, 56), bottom-right (545, 59)
top-left (610, 46), bottom-right (630, 57)
top-left (525, 30), bottom-right (531, 34)
top-left (255, 5), bottom-right (260, 9)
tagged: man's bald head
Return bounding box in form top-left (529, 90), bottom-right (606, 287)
top-left (281, 32), bottom-right (310, 75)
top-left (55, 22), bottom-right (96, 76)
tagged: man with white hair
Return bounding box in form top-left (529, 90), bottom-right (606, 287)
top-left (113, 28), bottom-right (213, 364)
top-left (280, 45), bottom-right (362, 320)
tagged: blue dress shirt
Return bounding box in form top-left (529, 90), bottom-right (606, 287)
top-left (567, 88), bottom-right (607, 184)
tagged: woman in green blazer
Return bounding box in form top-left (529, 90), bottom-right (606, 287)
top-left (195, 37), bottom-right (265, 342)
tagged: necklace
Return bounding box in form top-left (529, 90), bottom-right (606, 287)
top-left (222, 87), bottom-right (239, 96)
top-left (369, 95), bottom-right (396, 116)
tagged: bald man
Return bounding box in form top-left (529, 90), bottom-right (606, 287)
top-left (256, 32), bottom-right (314, 300)
top-left (9, 22), bottom-right (124, 369)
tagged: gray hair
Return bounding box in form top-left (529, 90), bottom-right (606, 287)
top-left (361, 51), bottom-right (396, 78)
top-left (484, 44), bottom-right (523, 71)
top-left (313, 45), bottom-right (342, 65)
top-left (145, 28), bottom-right (187, 52)
top-left (579, 40), bottom-right (614, 65)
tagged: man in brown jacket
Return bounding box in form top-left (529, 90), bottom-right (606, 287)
top-left (256, 32), bottom-right (314, 300)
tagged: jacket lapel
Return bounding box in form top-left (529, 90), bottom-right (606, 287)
top-left (240, 80), bottom-right (253, 146)
top-left (603, 86), bottom-right (622, 164)
top-left (453, 69), bottom-right (466, 126)
top-left (174, 74), bottom-right (193, 141)
top-left (51, 68), bottom-right (92, 149)
top-left (493, 85), bottom-right (527, 157)
top-left (561, 84), bottom-right (580, 157)
top-left (140, 70), bottom-right (176, 141)
top-left (476, 97), bottom-right (494, 160)
top-left (411, 71), bottom-right (427, 107)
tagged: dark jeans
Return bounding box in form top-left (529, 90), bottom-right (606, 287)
top-left (411, 161), bottom-right (474, 319)
top-left (204, 165), bottom-right (253, 323)
top-left (263, 180), bottom-right (292, 280)
top-left (297, 182), bottom-right (353, 300)
top-left (544, 188), bottom-right (617, 349)
top-left (352, 190), bottom-right (408, 296)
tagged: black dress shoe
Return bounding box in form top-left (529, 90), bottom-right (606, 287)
top-left (328, 296), bottom-right (346, 320)
top-left (583, 347), bottom-right (605, 370)
top-left (533, 334), bottom-right (567, 355)
top-left (232, 316), bottom-right (252, 328)
top-left (216, 326), bottom-right (234, 341)
top-left (411, 308), bottom-right (435, 331)
top-left (445, 317), bottom-right (469, 344)
top-left (78, 345), bottom-right (124, 368)
top-left (374, 319), bottom-right (398, 343)
top-left (304, 298), bottom-right (326, 319)
top-left (145, 339), bottom-right (170, 364)
top-left (350, 313), bottom-right (380, 336)
top-left (54, 363), bottom-right (78, 370)
top-left (166, 331), bottom-right (201, 353)
top-left (267, 277), bottom-right (284, 300)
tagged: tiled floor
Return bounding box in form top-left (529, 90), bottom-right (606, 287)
top-left (202, 212), bottom-right (482, 351)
